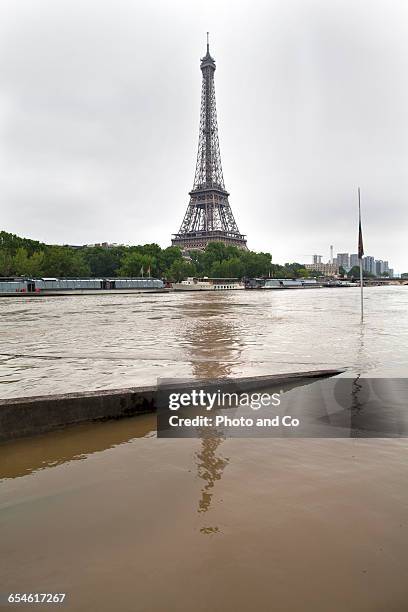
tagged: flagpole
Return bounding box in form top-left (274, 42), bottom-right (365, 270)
top-left (359, 255), bottom-right (364, 323)
top-left (358, 187), bottom-right (364, 323)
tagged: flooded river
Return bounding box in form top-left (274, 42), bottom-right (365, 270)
top-left (0, 286), bottom-right (407, 398)
top-left (1, 287), bottom-right (408, 611)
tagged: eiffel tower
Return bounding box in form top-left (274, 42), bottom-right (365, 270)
top-left (172, 35), bottom-right (247, 251)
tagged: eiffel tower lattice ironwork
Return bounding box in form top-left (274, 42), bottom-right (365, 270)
top-left (172, 35), bottom-right (247, 251)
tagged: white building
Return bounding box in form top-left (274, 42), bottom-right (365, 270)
top-left (305, 262), bottom-right (339, 276)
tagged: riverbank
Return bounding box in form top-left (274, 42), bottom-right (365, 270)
top-left (0, 370), bottom-right (342, 442)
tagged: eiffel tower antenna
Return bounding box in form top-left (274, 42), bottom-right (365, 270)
top-left (172, 36), bottom-right (247, 251)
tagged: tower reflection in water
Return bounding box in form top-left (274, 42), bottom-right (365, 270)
top-left (182, 294), bottom-right (243, 533)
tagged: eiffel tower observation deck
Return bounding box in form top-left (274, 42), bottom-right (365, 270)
top-left (172, 35), bottom-right (247, 251)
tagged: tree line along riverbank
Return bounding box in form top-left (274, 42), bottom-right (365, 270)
top-left (0, 231), bottom-right (311, 281)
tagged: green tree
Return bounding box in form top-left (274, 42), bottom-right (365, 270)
top-left (133, 243), bottom-right (162, 259)
top-left (29, 251), bottom-right (45, 276)
top-left (347, 266), bottom-right (361, 278)
top-left (210, 257), bottom-right (244, 278)
top-left (188, 250), bottom-right (206, 276)
top-left (270, 263), bottom-right (285, 278)
top-left (118, 252), bottom-right (156, 277)
top-left (12, 248), bottom-right (31, 276)
top-left (237, 251), bottom-right (268, 277)
top-left (1, 230), bottom-right (318, 283)
top-left (296, 267), bottom-right (309, 278)
top-left (44, 247), bottom-right (90, 277)
top-left (282, 262), bottom-right (308, 277)
top-left (168, 259), bottom-right (196, 282)
top-left (0, 250), bottom-right (13, 276)
top-left (158, 246), bottom-right (183, 275)
top-left (0, 231), bottom-right (45, 256)
top-left (83, 246), bottom-right (125, 277)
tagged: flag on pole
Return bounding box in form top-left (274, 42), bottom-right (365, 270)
top-left (358, 187), bottom-right (364, 259)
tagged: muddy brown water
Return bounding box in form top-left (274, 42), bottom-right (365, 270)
top-left (1, 287), bottom-right (408, 611)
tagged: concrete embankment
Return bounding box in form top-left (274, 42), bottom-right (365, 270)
top-left (0, 369), bottom-right (343, 442)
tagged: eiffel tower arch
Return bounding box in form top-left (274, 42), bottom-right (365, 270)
top-left (172, 36), bottom-right (247, 251)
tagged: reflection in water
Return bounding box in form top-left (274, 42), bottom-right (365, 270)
top-left (355, 324), bottom-right (366, 376)
top-left (351, 375), bottom-right (364, 414)
top-left (183, 295), bottom-right (241, 380)
top-left (351, 325), bottom-right (367, 417)
top-left (195, 429), bottom-right (229, 534)
top-left (200, 526), bottom-right (220, 534)
top-left (182, 296), bottom-right (239, 532)
top-left (0, 413), bottom-right (156, 481)
top-left (196, 432), bottom-right (230, 514)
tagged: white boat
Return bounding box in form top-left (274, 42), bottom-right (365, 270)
top-left (213, 280), bottom-right (245, 290)
top-left (172, 277), bottom-right (245, 291)
top-left (172, 278), bottom-right (214, 291)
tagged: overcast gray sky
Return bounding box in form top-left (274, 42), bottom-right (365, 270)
top-left (0, 0), bottom-right (407, 272)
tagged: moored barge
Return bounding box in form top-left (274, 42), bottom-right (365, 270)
top-left (245, 278), bottom-right (322, 289)
top-left (0, 277), bottom-right (166, 296)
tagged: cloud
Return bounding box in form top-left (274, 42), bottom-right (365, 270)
top-left (0, 0), bottom-right (407, 270)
